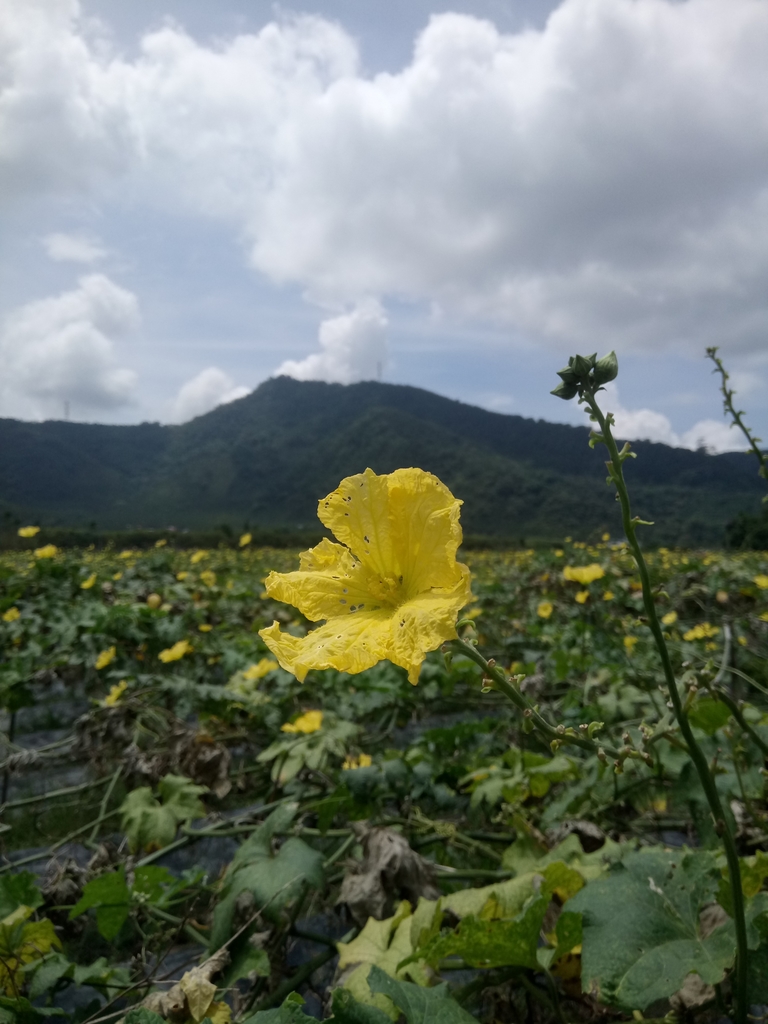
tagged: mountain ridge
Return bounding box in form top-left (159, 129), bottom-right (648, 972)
top-left (0, 377), bottom-right (762, 545)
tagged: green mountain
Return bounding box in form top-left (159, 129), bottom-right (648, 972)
top-left (0, 377), bottom-right (763, 545)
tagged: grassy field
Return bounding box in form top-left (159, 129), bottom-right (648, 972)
top-left (1, 539), bottom-right (767, 1022)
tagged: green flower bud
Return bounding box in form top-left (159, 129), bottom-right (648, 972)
top-left (550, 381), bottom-right (579, 400)
top-left (557, 365), bottom-right (580, 385)
top-left (594, 350), bottom-right (619, 385)
top-left (571, 352), bottom-right (596, 377)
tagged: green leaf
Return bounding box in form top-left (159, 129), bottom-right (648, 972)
top-left (366, 965), bottom-right (479, 1024)
top-left (124, 1011), bottom-right (167, 1024)
top-left (568, 848), bottom-right (737, 1011)
top-left (210, 804), bottom-right (324, 948)
top-left (120, 787), bottom-right (178, 853)
top-left (0, 874), bottom-right (42, 919)
top-left (26, 953), bottom-right (72, 1001)
top-left (157, 773), bottom-right (207, 821)
top-left (330, 988), bottom-right (393, 1024)
top-left (240, 994), bottom-right (314, 1023)
top-left (688, 696), bottom-right (732, 735)
top-left (69, 868), bottom-right (130, 941)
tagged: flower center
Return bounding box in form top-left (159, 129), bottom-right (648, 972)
top-left (367, 572), bottom-right (405, 606)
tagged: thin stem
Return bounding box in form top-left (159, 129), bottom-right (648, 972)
top-left (449, 637), bottom-right (623, 760)
top-left (707, 347), bottom-right (767, 485)
top-left (90, 766), bottom-right (122, 843)
top-left (583, 385), bottom-right (747, 1024)
top-left (0, 773), bottom-right (114, 813)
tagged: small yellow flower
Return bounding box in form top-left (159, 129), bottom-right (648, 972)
top-left (95, 646), bottom-right (116, 670)
top-left (343, 753), bottom-right (373, 770)
top-left (155, 538), bottom-right (167, 548)
top-left (18, 526), bottom-right (40, 538)
top-left (112, 571), bottom-right (122, 581)
top-left (104, 680), bottom-right (128, 706)
top-left (34, 544), bottom-right (58, 559)
top-left (3, 607), bottom-right (20, 623)
top-left (190, 550), bottom-right (207, 564)
top-left (683, 622), bottom-right (720, 642)
top-left (158, 639), bottom-right (193, 663)
top-left (624, 636), bottom-right (638, 654)
top-left (198, 623), bottom-right (213, 632)
top-left (554, 549), bottom-right (564, 558)
top-left (464, 606), bottom-right (482, 620)
top-left (146, 593), bottom-right (162, 609)
top-left (737, 635), bottom-right (748, 646)
top-left (601, 532), bottom-right (610, 542)
top-left (537, 601), bottom-right (553, 619)
top-left (563, 563), bottom-right (605, 584)
top-left (260, 468), bottom-right (472, 686)
top-left (760, 611), bottom-right (768, 622)
top-left (242, 658), bottom-right (279, 681)
top-left (661, 610), bottom-right (678, 626)
top-left (81, 573), bottom-right (97, 590)
top-left (603, 591), bottom-right (614, 601)
top-left (119, 549), bottom-right (133, 559)
top-left (754, 575), bottom-right (768, 590)
top-left (200, 570), bottom-right (217, 588)
top-left (575, 590), bottom-right (589, 604)
top-left (281, 709), bottom-right (323, 734)
top-left (239, 533), bottom-right (252, 547)
top-left (177, 571), bottom-right (189, 581)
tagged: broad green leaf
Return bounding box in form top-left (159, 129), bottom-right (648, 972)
top-left (330, 988), bottom-right (392, 1024)
top-left (0, 875), bottom-right (42, 920)
top-left (157, 773), bottom-right (207, 821)
top-left (569, 848), bottom-right (737, 1011)
top-left (366, 965), bottom-right (479, 1024)
top-left (241, 993), bottom-right (314, 1023)
top-left (69, 868), bottom-right (130, 941)
top-left (210, 805), bottom-right (323, 948)
top-left (688, 696), bottom-right (732, 735)
top-left (120, 788), bottom-right (178, 853)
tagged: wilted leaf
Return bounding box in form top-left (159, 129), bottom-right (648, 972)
top-left (179, 967), bottom-right (217, 1022)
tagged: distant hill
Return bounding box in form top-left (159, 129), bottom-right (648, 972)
top-left (0, 377), bottom-right (763, 545)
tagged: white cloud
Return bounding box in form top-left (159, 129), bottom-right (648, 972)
top-left (276, 301), bottom-right (388, 384)
top-left (6, 1), bottom-right (768, 354)
top-left (172, 367), bottom-right (249, 422)
top-left (44, 232), bottom-right (106, 263)
top-left (600, 383), bottom-right (747, 454)
top-left (0, 274), bottom-right (139, 418)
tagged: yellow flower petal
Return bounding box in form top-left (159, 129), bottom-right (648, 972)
top-left (602, 591), bottom-right (614, 601)
top-left (242, 657), bottom-right (279, 681)
top-left (661, 610), bottom-right (678, 625)
top-left (199, 570), bottom-right (217, 588)
top-left (261, 469), bottom-right (471, 685)
top-left (3, 607), bottom-right (20, 623)
top-left (34, 544), bottom-right (58, 559)
top-left (158, 639), bottom-right (193, 662)
top-left (191, 550), bottom-right (207, 564)
top-left (104, 680), bottom-right (128, 706)
top-left (239, 533), bottom-right (252, 547)
top-left (563, 563), bottom-right (605, 584)
top-left (575, 590), bottom-right (589, 604)
top-left (18, 526), bottom-right (40, 538)
top-left (81, 573), bottom-right (97, 590)
top-left (198, 623), bottom-right (213, 632)
top-left (754, 575), bottom-right (768, 589)
top-left (281, 709), bottom-right (323, 734)
top-left (624, 636), bottom-right (638, 654)
top-left (537, 601), bottom-right (553, 619)
top-left (95, 646), bottom-right (116, 670)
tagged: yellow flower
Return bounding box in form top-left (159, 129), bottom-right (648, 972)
top-left (661, 610), bottom-right (678, 626)
top-left (95, 646), bottom-right (116, 670)
top-left (119, 549), bottom-right (133, 559)
top-left (242, 658), bottom-right (279, 681)
top-left (554, 549), bottom-right (564, 558)
top-left (177, 571), bottom-right (189, 581)
top-left (754, 575), bottom-right (768, 590)
top-left (760, 612), bottom-right (768, 622)
top-left (281, 709), bottom-right (323, 734)
top-left (146, 593), bottom-right (162, 609)
top-left (260, 468), bottom-right (472, 686)
top-left (104, 680), bottom-right (128, 706)
top-left (17, 526), bottom-right (40, 538)
top-left (537, 601), bottom-right (553, 619)
top-left (155, 538), bottom-right (167, 547)
top-left (563, 564), bottom-right (605, 584)
top-left (200, 570), bottom-right (217, 588)
top-left (239, 533), bottom-right (252, 547)
top-left (464, 606), bottom-right (482, 620)
top-left (603, 591), bottom-right (614, 601)
top-left (158, 639), bottom-right (193, 662)
top-left (683, 622), bottom-right (720, 642)
top-left (601, 532), bottom-right (610, 542)
top-left (575, 590), bottom-right (589, 604)
top-left (3, 607), bottom-right (20, 623)
top-left (343, 753), bottom-right (373, 770)
top-left (624, 636), bottom-right (638, 654)
top-left (190, 550), bottom-right (207, 564)
top-left (198, 623), bottom-right (213, 632)
top-left (34, 544), bottom-right (58, 559)
top-left (112, 571), bottom-right (122, 581)
top-left (81, 573), bottom-right (97, 589)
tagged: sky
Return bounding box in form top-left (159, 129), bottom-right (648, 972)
top-left (2, 0), bottom-right (768, 454)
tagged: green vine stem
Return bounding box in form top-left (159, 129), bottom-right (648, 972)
top-left (707, 345), bottom-right (767, 489)
top-left (578, 373), bottom-right (748, 1024)
top-left (448, 636), bottom-right (625, 761)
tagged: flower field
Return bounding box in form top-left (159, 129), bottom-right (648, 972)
top-left (1, 534), bottom-right (768, 1023)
